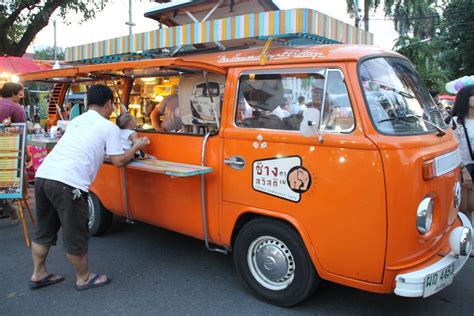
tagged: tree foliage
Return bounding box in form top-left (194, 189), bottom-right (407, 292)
top-left (0, 0), bottom-right (108, 57)
top-left (346, 0), bottom-right (473, 92)
top-left (436, 0), bottom-right (474, 80)
top-left (393, 36), bottom-right (447, 92)
top-left (384, 0), bottom-right (438, 38)
top-left (346, 0), bottom-right (381, 30)
top-left (35, 46), bottom-right (65, 60)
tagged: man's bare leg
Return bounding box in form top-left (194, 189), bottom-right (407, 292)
top-left (30, 241), bottom-right (51, 281)
top-left (67, 253), bottom-right (108, 286)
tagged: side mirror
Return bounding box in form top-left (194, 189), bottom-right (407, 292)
top-left (300, 108), bottom-right (320, 137)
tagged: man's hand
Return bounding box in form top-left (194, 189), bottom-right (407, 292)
top-left (135, 137), bottom-right (150, 149)
top-left (109, 137), bottom-right (151, 167)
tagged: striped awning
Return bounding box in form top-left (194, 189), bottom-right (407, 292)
top-left (65, 8), bottom-right (374, 63)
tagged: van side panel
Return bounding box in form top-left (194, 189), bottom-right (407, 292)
top-left (91, 165), bottom-right (124, 214)
top-left (221, 129), bottom-right (387, 283)
top-left (379, 137), bottom-right (460, 269)
top-left (91, 134), bottom-right (223, 242)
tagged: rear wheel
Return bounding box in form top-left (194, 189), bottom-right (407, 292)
top-left (88, 192), bottom-right (113, 236)
top-left (234, 218), bottom-right (320, 307)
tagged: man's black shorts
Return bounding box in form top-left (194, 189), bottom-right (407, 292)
top-left (33, 178), bottom-right (89, 255)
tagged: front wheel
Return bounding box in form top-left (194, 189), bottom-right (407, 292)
top-left (234, 218), bottom-right (320, 307)
top-left (88, 192), bottom-right (113, 236)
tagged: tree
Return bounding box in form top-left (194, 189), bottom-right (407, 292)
top-left (346, 0), bottom-right (381, 31)
top-left (393, 36), bottom-right (446, 92)
top-left (384, 0), bottom-right (438, 38)
top-left (345, 0), bottom-right (437, 37)
top-left (35, 46), bottom-right (65, 60)
top-left (437, 0), bottom-right (474, 79)
top-left (0, 1), bottom-right (108, 57)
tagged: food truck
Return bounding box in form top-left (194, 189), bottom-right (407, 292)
top-left (20, 7), bottom-right (472, 307)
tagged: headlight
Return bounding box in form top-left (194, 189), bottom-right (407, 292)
top-left (449, 226), bottom-right (472, 256)
top-left (454, 181), bottom-right (461, 209)
top-left (417, 196), bottom-right (434, 234)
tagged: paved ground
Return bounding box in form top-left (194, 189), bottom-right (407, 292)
top-left (0, 189), bottom-right (473, 315)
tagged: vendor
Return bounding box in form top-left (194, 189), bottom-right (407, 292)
top-left (150, 86), bottom-right (182, 132)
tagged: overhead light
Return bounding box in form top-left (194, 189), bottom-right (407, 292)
top-left (141, 77), bottom-right (156, 82)
top-left (11, 75), bottom-right (19, 83)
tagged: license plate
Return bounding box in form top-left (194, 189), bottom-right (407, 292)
top-left (423, 263), bottom-right (455, 297)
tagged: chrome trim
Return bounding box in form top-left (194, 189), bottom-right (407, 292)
top-left (121, 167), bottom-right (134, 224)
top-left (417, 196), bottom-right (433, 234)
top-left (434, 149), bottom-right (461, 177)
top-left (459, 227), bottom-right (472, 256)
top-left (201, 132), bottom-right (227, 254)
top-left (454, 181), bottom-right (461, 210)
top-left (224, 156), bottom-right (246, 170)
top-left (247, 236), bottom-right (295, 290)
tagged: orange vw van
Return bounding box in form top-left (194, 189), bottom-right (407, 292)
top-left (22, 44), bottom-right (472, 306)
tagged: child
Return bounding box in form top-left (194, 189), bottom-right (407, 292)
top-left (116, 113), bottom-right (152, 159)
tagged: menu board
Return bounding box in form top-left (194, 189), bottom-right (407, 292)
top-left (0, 123), bottom-right (27, 199)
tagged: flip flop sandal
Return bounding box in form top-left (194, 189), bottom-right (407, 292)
top-left (74, 273), bottom-right (111, 291)
top-left (29, 274), bottom-right (65, 289)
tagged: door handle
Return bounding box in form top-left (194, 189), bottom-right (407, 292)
top-left (224, 156), bottom-right (246, 170)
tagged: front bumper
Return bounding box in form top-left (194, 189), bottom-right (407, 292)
top-left (394, 212), bottom-right (472, 297)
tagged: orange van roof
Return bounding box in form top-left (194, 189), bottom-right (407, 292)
top-left (20, 44), bottom-right (401, 82)
top-left (184, 44), bottom-right (401, 68)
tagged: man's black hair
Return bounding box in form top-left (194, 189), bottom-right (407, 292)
top-left (0, 82), bottom-right (23, 98)
top-left (86, 84), bottom-right (114, 107)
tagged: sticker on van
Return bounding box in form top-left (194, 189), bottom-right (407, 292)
top-left (252, 156), bottom-right (311, 202)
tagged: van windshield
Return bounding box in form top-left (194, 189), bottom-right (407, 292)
top-left (359, 57), bottom-right (447, 135)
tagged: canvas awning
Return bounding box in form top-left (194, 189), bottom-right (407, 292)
top-left (65, 8), bottom-right (374, 64)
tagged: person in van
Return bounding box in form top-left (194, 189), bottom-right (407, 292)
top-left (278, 97), bottom-right (291, 117)
top-left (150, 86), bottom-right (182, 132)
top-left (290, 96), bottom-right (308, 114)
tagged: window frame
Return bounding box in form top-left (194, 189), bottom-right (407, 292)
top-left (233, 67), bottom-right (355, 134)
top-left (357, 55), bottom-right (448, 137)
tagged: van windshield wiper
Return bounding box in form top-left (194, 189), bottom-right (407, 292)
top-left (378, 114), bottom-right (446, 137)
top-left (368, 80), bottom-right (415, 99)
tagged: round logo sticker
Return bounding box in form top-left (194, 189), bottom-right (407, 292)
top-left (287, 166), bottom-right (312, 193)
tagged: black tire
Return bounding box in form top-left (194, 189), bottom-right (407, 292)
top-left (88, 192), bottom-right (113, 236)
top-left (234, 218), bottom-right (320, 307)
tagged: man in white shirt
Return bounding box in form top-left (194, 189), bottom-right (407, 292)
top-left (290, 96), bottom-right (308, 114)
top-left (29, 84), bottom-right (150, 291)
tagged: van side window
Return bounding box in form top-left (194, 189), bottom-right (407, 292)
top-left (321, 70), bottom-right (354, 132)
top-left (235, 69), bottom-right (354, 133)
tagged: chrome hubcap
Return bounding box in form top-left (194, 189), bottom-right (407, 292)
top-left (247, 236), bottom-right (295, 290)
top-left (87, 196), bottom-right (94, 229)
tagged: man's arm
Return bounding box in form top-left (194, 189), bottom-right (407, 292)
top-left (109, 137), bottom-right (150, 167)
top-left (150, 105), bottom-right (162, 130)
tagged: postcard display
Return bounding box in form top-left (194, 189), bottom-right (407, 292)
top-left (0, 123), bottom-right (33, 246)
